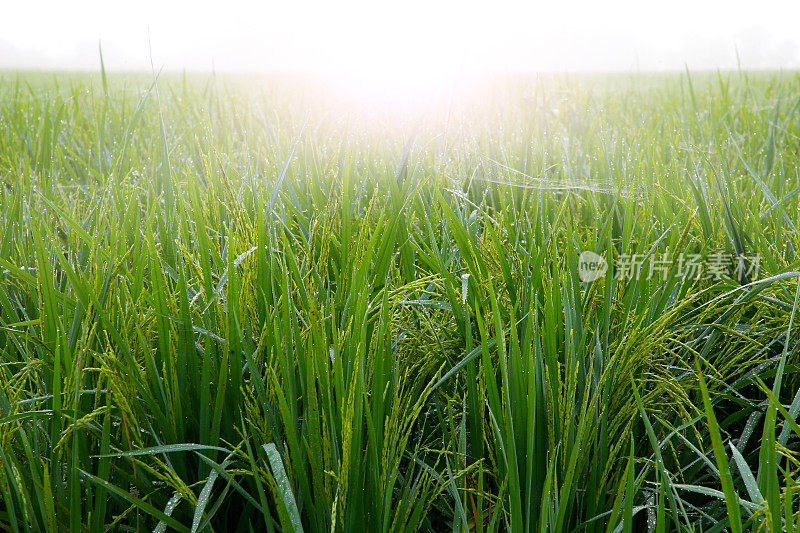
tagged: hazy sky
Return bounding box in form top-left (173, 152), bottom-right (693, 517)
top-left (2, 0), bottom-right (799, 74)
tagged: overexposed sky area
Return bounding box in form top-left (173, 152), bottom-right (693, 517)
top-left (1, 0), bottom-right (799, 75)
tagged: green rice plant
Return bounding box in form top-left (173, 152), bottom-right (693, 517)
top-left (0, 70), bottom-right (799, 531)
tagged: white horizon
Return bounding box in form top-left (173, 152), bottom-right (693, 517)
top-left (3, 0), bottom-right (799, 102)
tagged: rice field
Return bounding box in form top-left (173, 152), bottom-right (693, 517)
top-left (1, 71), bottom-right (800, 532)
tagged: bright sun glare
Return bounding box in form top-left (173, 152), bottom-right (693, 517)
top-left (322, 47), bottom-right (467, 106)
top-left (305, 1), bottom-right (489, 105)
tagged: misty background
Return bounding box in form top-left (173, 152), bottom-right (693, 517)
top-left (1, 0), bottom-right (798, 73)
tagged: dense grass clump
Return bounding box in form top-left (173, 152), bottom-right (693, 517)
top-left (1, 71), bottom-right (800, 531)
